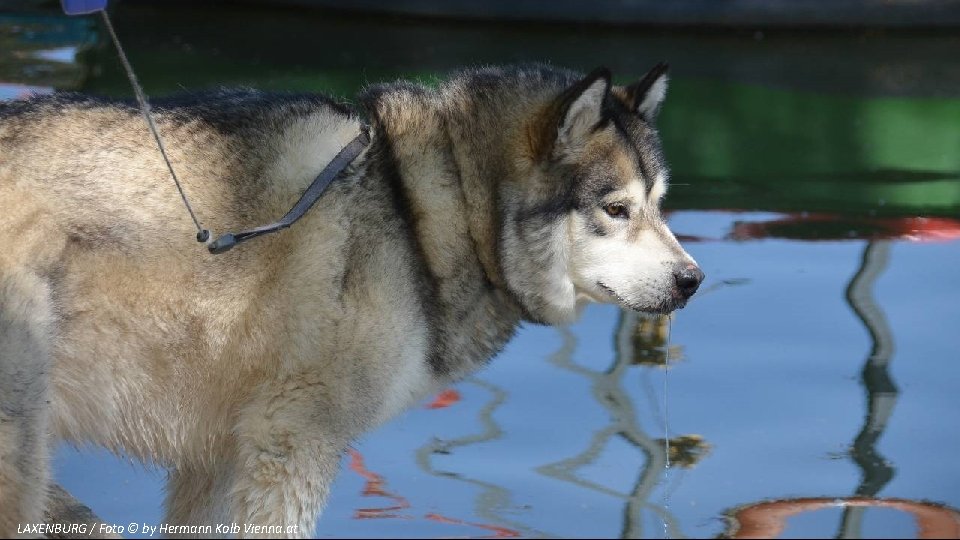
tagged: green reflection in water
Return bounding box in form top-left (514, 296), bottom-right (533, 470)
top-left (3, 5), bottom-right (960, 218)
top-left (0, 13), bottom-right (97, 91)
top-left (662, 82), bottom-right (960, 216)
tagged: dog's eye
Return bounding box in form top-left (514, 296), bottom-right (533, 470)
top-left (603, 202), bottom-right (629, 219)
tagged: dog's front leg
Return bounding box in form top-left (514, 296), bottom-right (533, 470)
top-left (165, 441), bottom-right (341, 539)
top-left (164, 464), bottom-right (234, 538)
top-left (225, 374), bottom-right (353, 539)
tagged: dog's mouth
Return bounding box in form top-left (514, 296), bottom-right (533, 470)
top-left (596, 282), bottom-right (686, 314)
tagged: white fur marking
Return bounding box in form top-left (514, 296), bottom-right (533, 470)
top-left (559, 79), bottom-right (608, 145)
top-left (638, 75), bottom-right (668, 119)
top-left (568, 206), bottom-right (694, 312)
top-left (267, 116), bottom-right (361, 190)
top-left (649, 172), bottom-right (668, 202)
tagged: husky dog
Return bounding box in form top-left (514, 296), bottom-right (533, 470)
top-left (0, 63), bottom-right (702, 537)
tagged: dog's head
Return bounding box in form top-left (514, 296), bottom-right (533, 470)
top-left (501, 64), bottom-right (703, 324)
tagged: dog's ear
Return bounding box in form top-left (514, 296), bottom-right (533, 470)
top-left (555, 67), bottom-right (611, 147)
top-left (625, 62), bottom-right (669, 121)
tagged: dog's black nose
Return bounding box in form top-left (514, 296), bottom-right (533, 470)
top-left (674, 264), bottom-right (704, 300)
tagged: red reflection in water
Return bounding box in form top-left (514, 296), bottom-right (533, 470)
top-left (347, 448), bottom-right (411, 520)
top-left (347, 449), bottom-right (521, 538)
top-left (425, 513), bottom-right (520, 538)
top-left (728, 214), bottom-right (960, 242)
top-left (426, 388), bottom-right (461, 409)
top-left (726, 497), bottom-right (960, 539)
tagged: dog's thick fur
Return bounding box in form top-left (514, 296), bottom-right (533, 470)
top-left (0, 64), bottom-right (700, 537)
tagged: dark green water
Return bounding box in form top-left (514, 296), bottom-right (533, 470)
top-left (2, 3), bottom-right (959, 538)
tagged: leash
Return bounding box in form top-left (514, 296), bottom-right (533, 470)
top-left (207, 127), bottom-right (370, 254)
top-left (62, 0), bottom-right (369, 254)
top-left (97, 10), bottom-right (209, 243)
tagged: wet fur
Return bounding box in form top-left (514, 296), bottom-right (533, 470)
top-left (0, 64), bottom-right (696, 537)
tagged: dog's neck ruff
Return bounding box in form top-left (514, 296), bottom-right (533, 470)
top-left (208, 126), bottom-right (371, 254)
